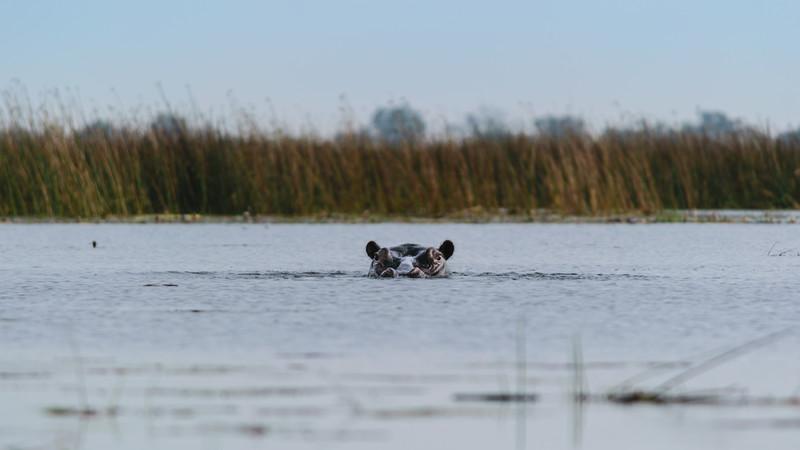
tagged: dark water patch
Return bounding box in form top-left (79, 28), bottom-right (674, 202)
top-left (340, 373), bottom-right (494, 384)
top-left (0, 370), bottom-right (51, 380)
top-left (244, 425), bottom-right (385, 442)
top-left (602, 391), bottom-right (728, 405)
top-left (462, 360), bottom-right (689, 371)
top-left (144, 385), bottom-right (328, 398)
top-left (143, 283), bottom-right (179, 287)
top-left (348, 385), bottom-right (427, 396)
top-left (238, 424), bottom-right (269, 437)
top-left (166, 270), bottom-right (214, 275)
top-left (143, 405), bottom-right (239, 418)
top-left (45, 406), bottom-right (118, 418)
top-left (604, 392), bottom-right (800, 408)
top-left (279, 351), bottom-right (342, 359)
top-left (158, 270), bottom-right (360, 280)
top-left (451, 271), bottom-right (651, 281)
top-left (161, 364), bottom-right (261, 375)
top-left (172, 309), bottom-right (211, 314)
top-left (83, 364), bottom-right (271, 377)
top-left (230, 271), bottom-right (356, 280)
top-left (257, 406), bottom-right (328, 417)
top-left (454, 392), bottom-right (539, 403)
top-left (157, 423), bottom-right (385, 441)
top-left (147, 270), bottom-right (650, 281)
top-left (717, 418), bottom-right (800, 430)
top-left (364, 406), bottom-right (495, 419)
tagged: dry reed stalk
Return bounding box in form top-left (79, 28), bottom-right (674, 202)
top-left (1, 115), bottom-right (800, 218)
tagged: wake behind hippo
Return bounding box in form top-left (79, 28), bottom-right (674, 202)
top-left (366, 240), bottom-right (454, 278)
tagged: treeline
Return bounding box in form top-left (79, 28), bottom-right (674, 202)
top-left (1, 105), bottom-right (800, 218)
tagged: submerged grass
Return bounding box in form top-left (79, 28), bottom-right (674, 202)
top-left (2, 114), bottom-right (800, 218)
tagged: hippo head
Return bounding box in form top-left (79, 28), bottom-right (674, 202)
top-left (366, 240), bottom-right (455, 278)
top-left (366, 243), bottom-right (398, 278)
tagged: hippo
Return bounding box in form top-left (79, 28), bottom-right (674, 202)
top-left (366, 240), bottom-right (454, 278)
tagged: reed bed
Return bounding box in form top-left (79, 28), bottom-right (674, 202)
top-left (1, 120), bottom-right (799, 218)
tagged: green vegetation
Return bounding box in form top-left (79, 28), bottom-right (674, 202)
top-left (1, 109), bottom-right (800, 219)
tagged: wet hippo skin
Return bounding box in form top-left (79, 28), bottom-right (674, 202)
top-left (366, 240), bottom-right (454, 278)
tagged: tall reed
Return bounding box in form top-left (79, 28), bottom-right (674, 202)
top-left (1, 119), bottom-right (799, 218)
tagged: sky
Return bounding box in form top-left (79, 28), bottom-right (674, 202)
top-left (1, 0), bottom-right (799, 133)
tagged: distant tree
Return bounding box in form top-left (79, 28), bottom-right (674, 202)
top-left (465, 107), bottom-right (511, 138)
top-left (371, 104), bottom-right (425, 143)
top-left (534, 115), bottom-right (586, 137)
top-left (150, 113), bottom-right (188, 138)
top-left (682, 110), bottom-right (747, 138)
top-left (602, 120), bottom-right (677, 139)
top-left (77, 120), bottom-right (116, 139)
top-left (777, 127), bottom-right (800, 144)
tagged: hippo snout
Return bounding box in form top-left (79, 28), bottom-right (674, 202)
top-left (396, 256), bottom-right (415, 275)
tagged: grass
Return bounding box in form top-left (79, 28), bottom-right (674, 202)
top-left (600, 330), bottom-right (793, 406)
top-left (2, 110), bottom-right (800, 219)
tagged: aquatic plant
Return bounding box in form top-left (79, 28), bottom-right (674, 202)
top-left (600, 330), bottom-right (792, 406)
top-left (1, 104), bottom-right (800, 218)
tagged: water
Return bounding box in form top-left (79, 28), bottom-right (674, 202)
top-left (2, 223), bottom-right (800, 450)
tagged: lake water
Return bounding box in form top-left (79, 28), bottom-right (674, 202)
top-left (2, 223), bottom-right (800, 450)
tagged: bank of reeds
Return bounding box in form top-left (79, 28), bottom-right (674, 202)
top-left (1, 121), bottom-right (799, 218)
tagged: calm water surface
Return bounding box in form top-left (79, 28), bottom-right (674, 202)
top-left (1, 223), bottom-right (799, 450)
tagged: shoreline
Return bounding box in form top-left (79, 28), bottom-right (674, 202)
top-left (2, 209), bottom-right (800, 224)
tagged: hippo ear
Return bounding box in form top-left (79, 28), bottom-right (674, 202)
top-left (366, 241), bottom-right (381, 259)
top-left (439, 240), bottom-right (454, 260)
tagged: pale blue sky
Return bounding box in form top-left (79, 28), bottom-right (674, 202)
top-left (2, 0), bottom-right (799, 132)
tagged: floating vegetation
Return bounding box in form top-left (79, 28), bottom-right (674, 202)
top-left (604, 390), bottom-right (732, 405)
top-left (453, 393), bottom-right (539, 403)
top-left (599, 330), bottom-right (792, 406)
top-left (364, 406), bottom-right (498, 419)
top-left (237, 423), bottom-right (269, 437)
top-left (767, 243), bottom-right (800, 257)
top-left (143, 385), bottom-right (328, 398)
top-left (44, 406), bottom-right (118, 418)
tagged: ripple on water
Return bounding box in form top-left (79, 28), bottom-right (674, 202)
top-left (146, 270), bottom-right (651, 281)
